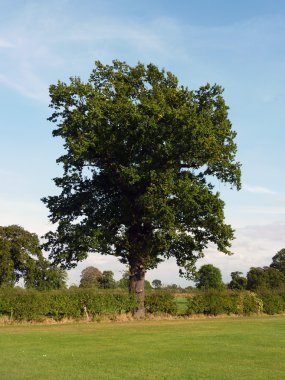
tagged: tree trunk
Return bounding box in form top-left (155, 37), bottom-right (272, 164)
top-left (129, 264), bottom-right (145, 319)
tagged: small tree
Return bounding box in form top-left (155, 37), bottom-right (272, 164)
top-left (152, 279), bottom-right (162, 289)
top-left (43, 60), bottom-right (241, 317)
top-left (79, 266), bottom-right (103, 288)
top-left (228, 271), bottom-right (247, 290)
top-left (196, 264), bottom-right (223, 289)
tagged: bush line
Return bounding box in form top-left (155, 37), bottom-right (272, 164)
top-left (1, 288), bottom-right (285, 322)
top-left (0, 289), bottom-right (177, 321)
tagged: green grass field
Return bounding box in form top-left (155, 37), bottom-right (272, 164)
top-left (1, 316), bottom-right (285, 380)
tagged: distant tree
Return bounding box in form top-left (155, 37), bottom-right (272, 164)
top-left (166, 283), bottom-right (179, 290)
top-left (0, 225), bottom-right (43, 287)
top-left (79, 266), bottom-right (103, 288)
top-left (228, 271), bottom-right (247, 290)
top-left (25, 260), bottom-right (67, 290)
top-left (152, 279), bottom-right (162, 289)
top-left (69, 284), bottom-right (79, 289)
top-left (98, 270), bottom-right (116, 289)
top-left (247, 266), bottom-right (285, 291)
top-left (144, 280), bottom-right (152, 290)
top-left (43, 60), bottom-right (241, 317)
top-left (196, 264), bottom-right (223, 289)
top-left (270, 248), bottom-right (285, 275)
top-left (117, 271), bottom-right (130, 289)
top-left (0, 225), bottom-right (65, 289)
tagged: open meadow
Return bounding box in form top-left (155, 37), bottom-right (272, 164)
top-left (0, 316), bottom-right (285, 380)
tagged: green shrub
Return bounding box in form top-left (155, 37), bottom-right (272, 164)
top-left (0, 289), bottom-right (138, 321)
top-left (145, 291), bottom-right (177, 314)
top-left (257, 291), bottom-right (285, 314)
top-left (186, 290), bottom-right (263, 316)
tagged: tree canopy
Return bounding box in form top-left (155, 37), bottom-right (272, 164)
top-left (43, 60), bottom-right (241, 316)
top-left (195, 264), bottom-right (224, 289)
top-left (0, 225), bottom-right (66, 289)
top-left (79, 266), bottom-right (103, 288)
top-left (228, 271), bottom-right (247, 290)
top-left (247, 266), bottom-right (285, 291)
top-left (270, 248), bottom-right (285, 275)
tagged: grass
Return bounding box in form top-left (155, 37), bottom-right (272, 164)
top-left (175, 296), bottom-right (189, 314)
top-left (1, 316), bottom-right (285, 379)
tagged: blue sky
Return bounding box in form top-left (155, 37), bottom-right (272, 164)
top-left (1, 0), bottom-right (285, 286)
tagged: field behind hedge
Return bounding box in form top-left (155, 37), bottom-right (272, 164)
top-left (1, 317), bottom-right (285, 380)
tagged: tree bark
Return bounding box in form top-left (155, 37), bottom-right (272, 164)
top-left (129, 264), bottom-right (145, 319)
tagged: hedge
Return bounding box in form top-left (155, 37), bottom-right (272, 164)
top-left (186, 290), bottom-right (263, 316)
top-left (0, 288), bottom-right (177, 321)
top-left (257, 289), bottom-right (285, 315)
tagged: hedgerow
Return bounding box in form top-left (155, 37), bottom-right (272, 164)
top-left (0, 288), bottom-right (177, 321)
top-left (145, 291), bottom-right (177, 314)
top-left (186, 290), bottom-right (263, 316)
top-left (257, 289), bottom-right (285, 315)
top-left (0, 288), bottom-right (138, 321)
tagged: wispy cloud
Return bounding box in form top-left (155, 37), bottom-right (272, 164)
top-left (0, 37), bottom-right (13, 48)
top-left (1, 2), bottom-right (285, 104)
top-left (244, 185), bottom-right (276, 194)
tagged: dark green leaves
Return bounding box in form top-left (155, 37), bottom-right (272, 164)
top-left (43, 60), bottom-right (241, 276)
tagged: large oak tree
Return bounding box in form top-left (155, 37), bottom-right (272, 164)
top-left (43, 60), bottom-right (241, 317)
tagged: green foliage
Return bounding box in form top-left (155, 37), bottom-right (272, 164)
top-left (247, 266), bottom-right (285, 291)
top-left (25, 262), bottom-right (67, 291)
top-left (152, 279), bottom-right (162, 289)
top-left (186, 290), bottom-right (263, 316)
top-left (43, 60), bottom-right (241, 284)
top-left (228, 271), bottom-right (247, 290)
top-left (0, 225), bottom-right (66, 290)
top-left (195, 264), bottom-right (224, 289)
top-left (0, 225), bottom-right (43, 287)
top-left (145, 291), bottom-right (177, 314)
top-left (0, 288), bottom-right (138, 321)
top-left (79, 266), bottom-right (103, 288)
top-left (98, 270), bottom-right (116, 289)
top-left (144, 280), bottom-right (153, 290)
top-left (270, 248), bottom-right (285, 275)
top-left (116, 271), bottom-right (130, 289)
top-left (0, 289), bottom-right (179, 321)
top-left (257, 289), bottom-right (285, 315)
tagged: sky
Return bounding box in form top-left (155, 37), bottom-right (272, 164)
top-left (0, 0), bottom-right (285, 286)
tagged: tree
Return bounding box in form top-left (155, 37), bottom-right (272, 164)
top-left (0, 225), bottom-right (66, 290)
top-left (247, 267), bottom-right (285, 291)
top-left (43, 60), bottom-right (241, 317)
top-left (79, 266), bottom-right (102, 288)
top-left (270, 248), bottom-right (285, 275)
top-left (228, 271), bottom-right (247, 290)
top-left (116, 271), bottom-right (130, 289)
top-left (195, 264), bottom-right (224, 289)
top-left (26, 261), bottom-right (67, 290)
top-left (98, 270), bottom-right (116, 289)
top-left (0, 225), bottom-right (42, 287)
top-left (152, 279), bottom-right (162, 289)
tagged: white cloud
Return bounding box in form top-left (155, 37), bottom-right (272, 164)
top-left (244, 185), bottom-right (276, 194)
top-left (200, 221), bottom-right (285, 282)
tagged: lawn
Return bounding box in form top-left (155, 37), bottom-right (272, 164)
top-left (0, 316), bottom-right (285, 380)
